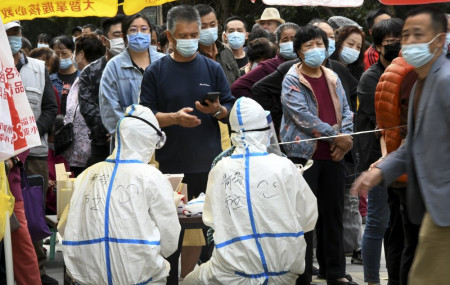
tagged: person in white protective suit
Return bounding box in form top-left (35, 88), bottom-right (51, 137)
top-left (184, 97), bottom-right (318, 285)
top-left (62, 104), bottom-right (181, 285)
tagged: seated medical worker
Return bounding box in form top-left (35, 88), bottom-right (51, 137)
top-left (184, 97), bottom-right (318, 285)
top-left (62, 105), bottom-right (180, 285)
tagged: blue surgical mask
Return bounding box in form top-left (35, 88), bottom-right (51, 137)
top-left (59, 57), bottom-right (73, 70)
top-left (150, 45), bottom-right (158, 53)
top-left (302, 47), bottom-right (326, 68)
top-left (199, 27), bottom-right (218, 46)
top-left (175, 38), bottom-right (199, 58)
top-left (7, 36), bottom-right (22, 55)
top-left (401, 33), bottom-right (442, 68)
top-left (339, 46), bottom-right (360, 64)
top-left (279, 42), bottom-right (298, 60)
top-left (37, 43), bottom-right (49, 48)
top-left (327, 38), bottom-right (335, 58)
top-left (127, 32), bottom-right (151, 52)
top-left (227, 32), bottom-right (246, 49)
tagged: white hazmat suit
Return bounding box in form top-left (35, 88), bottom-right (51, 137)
top-left (63, 104), bottom-right (181, 285)
top-left (184, 97), bottom-right (318, 285)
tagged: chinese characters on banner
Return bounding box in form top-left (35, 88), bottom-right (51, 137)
top-left (123, 0), bottom-right (175, 15)
top-left (0, 0), bottom-right (117, 23)
top-left (261, 0), bottom-right (363, 6)
top-left (0, 18), bottom-right (41, 161)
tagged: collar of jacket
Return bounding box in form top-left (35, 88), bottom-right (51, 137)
top-left (49, 69), bottom-right (80, 83)
top-left (119, 47), bottom-right (160, 69)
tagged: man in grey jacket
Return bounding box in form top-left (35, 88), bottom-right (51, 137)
top-left (351, 6), bottom-right (450, 285)
top-left (6, 20), bottom-right (58, 285)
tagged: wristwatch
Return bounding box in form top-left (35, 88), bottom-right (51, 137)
top-left (212, 106), bottom-right (223, 118)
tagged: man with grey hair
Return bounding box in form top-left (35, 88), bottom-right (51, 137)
top-left (139, 4), bottom-right (236, 283)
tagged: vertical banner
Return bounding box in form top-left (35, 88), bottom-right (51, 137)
top-left (0, 0), bottom-right (117, 23)
top-left (0, 18), bottom-right (41, 161)
top-left (123, 0), bottom-right (175, 15)
top-left (261, 0), bottom-right (363, 6)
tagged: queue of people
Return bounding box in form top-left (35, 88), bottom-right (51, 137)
top-left (2, 3), bottom-right (450, 285)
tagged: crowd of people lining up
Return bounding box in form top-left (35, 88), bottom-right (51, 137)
top-left (3, 3), bottom-right (450, 285)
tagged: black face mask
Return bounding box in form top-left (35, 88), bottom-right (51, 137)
top-left (383, 42), bottom-right (401, 62)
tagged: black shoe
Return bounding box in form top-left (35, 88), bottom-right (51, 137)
top-left (319, 274), bottom-right (352, 281)
top-left (351, 249), bottom-right (363, 265)
top-left (312, 265), bottom-right (319, 276)
top-left (327, 279), bottom-right (358, 285)
top-left (41, 274), bottom-right (59, 285)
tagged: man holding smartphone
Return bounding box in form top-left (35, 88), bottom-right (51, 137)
top-left (139, 5), bottom-right (235, 283)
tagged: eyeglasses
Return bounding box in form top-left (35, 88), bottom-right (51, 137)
top-left (127, 26), bottom-right (150, 34)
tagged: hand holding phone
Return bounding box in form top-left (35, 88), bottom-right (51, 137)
top-left (201, 92), bottom-right (220, 106)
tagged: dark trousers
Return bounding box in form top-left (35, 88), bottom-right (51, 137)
top-left (166, 172), bottom-right (209, 285)
top-left (385, 186), bottom-right (420, 285)
top-left (295, 159), bottom-right (346, 283)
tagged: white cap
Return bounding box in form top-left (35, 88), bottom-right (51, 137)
top-left (4, 21), bottom-right (21, 31)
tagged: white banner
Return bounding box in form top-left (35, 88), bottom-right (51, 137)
top-left (0, 16), bottom-right (41, 161)
top-left (262, 0), bottom-right (363, 7)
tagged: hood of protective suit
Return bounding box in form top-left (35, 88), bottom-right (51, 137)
top-left (108, 104), bottom-right (162, 163)
top-left (229, 97), bottom-right (270, 154)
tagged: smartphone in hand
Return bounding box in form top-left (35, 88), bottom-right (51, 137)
top-left (201, 92), bottom-right (220, 106)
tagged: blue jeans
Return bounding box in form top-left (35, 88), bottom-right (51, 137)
top-left (362, 185), bottom-right (390, 283)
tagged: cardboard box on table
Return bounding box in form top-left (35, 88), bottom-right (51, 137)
top-left (55, 163), bottom-right (75, 220)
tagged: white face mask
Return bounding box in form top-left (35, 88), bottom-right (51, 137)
top-left (107, 37), bottom-right (125, 56)
top-left (72, 53), bottom-right (82, 70)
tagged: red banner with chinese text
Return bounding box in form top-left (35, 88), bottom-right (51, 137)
top-left (0, 0), bottom-right (117, 24)
top-left (0, 18), bottom-right (41, 161)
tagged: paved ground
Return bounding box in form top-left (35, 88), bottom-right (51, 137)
top-left (46, 233), bottom-right (389, 285)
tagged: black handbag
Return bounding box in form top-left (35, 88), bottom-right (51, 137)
top-left (54, 104), bottom-right (77, 156)
top-left (54, 121), bottom-right (74, 156)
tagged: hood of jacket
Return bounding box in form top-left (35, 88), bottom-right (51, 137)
top-left (229, 97), bottom-right (270, 155)
top-left (107, 104), bottom-right (162, 163)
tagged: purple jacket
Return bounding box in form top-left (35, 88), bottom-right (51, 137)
top-left (231, 54), bottom-right (287, 98)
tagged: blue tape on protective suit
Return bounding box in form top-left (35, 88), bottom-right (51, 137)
top-left (244, 148), bottom-right (269, 281)
top-left (214, 230), bottom-right (304, 249)
top-left (234, 270), bottom-right (289, 279)
top-left (236, 98), bottom-right (244, 126)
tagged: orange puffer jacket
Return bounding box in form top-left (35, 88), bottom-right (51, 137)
top-left (375, 56), bottom-right (417, 183)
